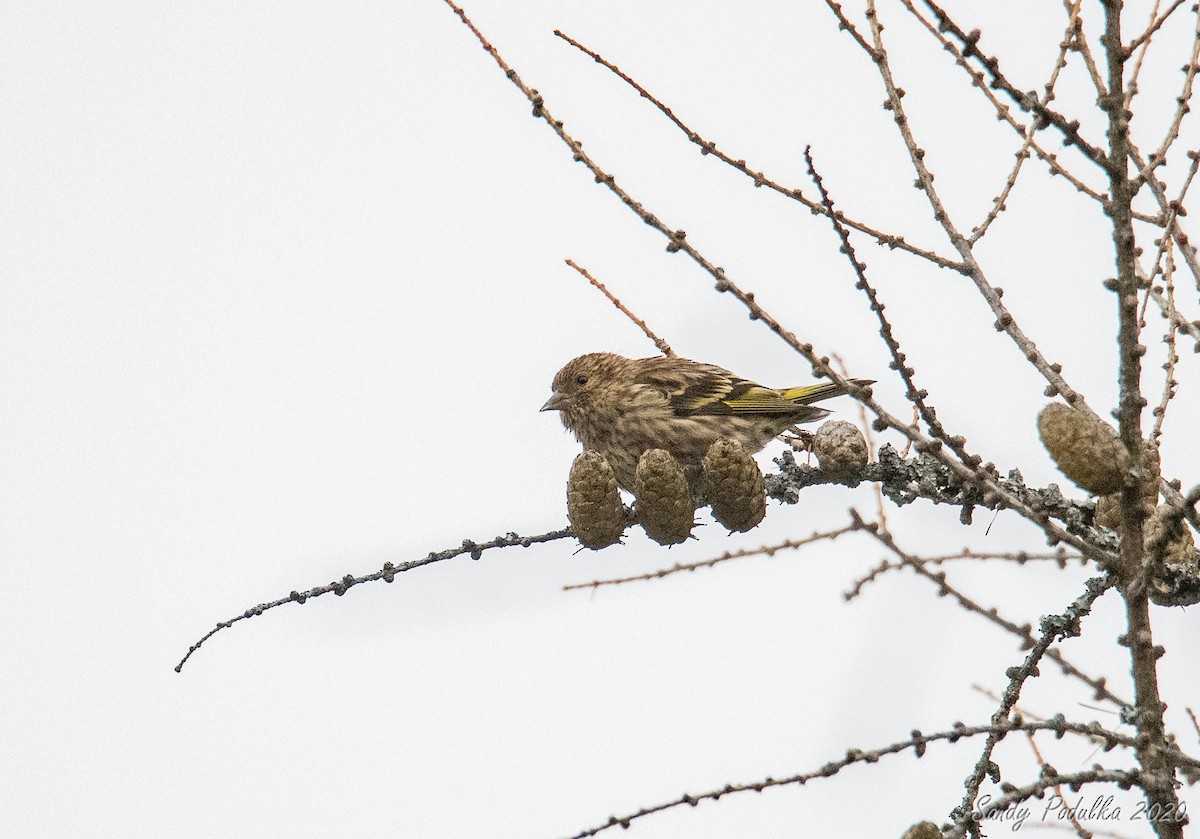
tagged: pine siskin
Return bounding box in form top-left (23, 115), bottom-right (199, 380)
top-left (542, 352), bottom-right (871, 494)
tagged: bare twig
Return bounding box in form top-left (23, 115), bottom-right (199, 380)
top-left (850, 512), bottom-right (1127, 710)
top-left (1093, 6), bottom-right (1185, 831)
top-left (563, 525), bottom-right (855, 590)
top-left (946, 573), bottom-right (1115, 837)
top-left (969, 3), bottom-right (1078, 243)
top-left (949, 770), bottom-right (1142, 839)
top-left (564, 259), bottom-right (674, 356)
top-left (552, 28), bottom-right (962, 270)
top-left (1066, 0), bottom-right (1112, 99)
top-left (175, 527), bottom-right (572, 672)
top-left (1130, 0), bottom-right (1167, 105)
top-left (1134, 148), bottom-right (1200, 496)
top-left (898, 404), bottom-right (919, 459)
top-left (902, 0), bottom-right (1166, 229)
top-left (771, 444), bottom-right (1118, 564)
top-left (1129, 0), bottom-right (1189, 53)
top-left (1133, 144), bottom-right (1200, 294)
top-left (565, 718), bottom-right (1156, 839)
top-left (1132, 4), bottom-right (1200, 186)
top-left (1148, 285), bottom-right (1200, 349)
top-left (1151, 248), bottom-right (1181, 441)
top-left (917, 0), bottom-right (1112, 170)
top-left (848, 0), bottom-right (1100, 423)
top-left (806, 147), bottom-right (984, 475)
top-left (845, 548), bottom-right (1084, 600)
top-left (930, 5), bottom-right (1109, 203)
top-left (1016, 711), bottom-right (1104, 838)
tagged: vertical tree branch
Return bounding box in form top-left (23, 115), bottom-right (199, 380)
top-left (1099, 4), bottom-right (1185, 837)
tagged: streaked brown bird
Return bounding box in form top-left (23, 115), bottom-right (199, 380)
top-left (542, 352), bottom-right (871, 494)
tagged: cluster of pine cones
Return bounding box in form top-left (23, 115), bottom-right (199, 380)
top-left (566, 420), bottom-right (869, 549)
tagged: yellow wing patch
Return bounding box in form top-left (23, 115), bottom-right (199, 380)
top-left (721, 383), bottom-right (799, 412)
top-left (783, 379), bottom-right (873, 403)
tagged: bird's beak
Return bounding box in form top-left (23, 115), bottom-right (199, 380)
top-left (541, 391), bottom-right (569, 412)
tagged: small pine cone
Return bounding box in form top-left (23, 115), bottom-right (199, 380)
top-left (1094, 493), bottom-right (1121, 532)
top-left (702, 437), bottom-right (765, 532)
top-left (567, 451), bottom-right (625, 549)
top-left (812, 420), bottom-right (869, 480)
top-left (1037, 403), bottom-right (1130, 495)
top-left (1149, 527), bottom-right (1200, 607)
top-left (1167, 527), bottom-right (1195, 568)
top-left (1138, 441), bottom-right (1162, 509)
top-left (1093, 441), bottom-right (1161, 532)
top-left (634, 449), bottom-right (694, 545)
top-left (901, 824), bottom-right (943, 839)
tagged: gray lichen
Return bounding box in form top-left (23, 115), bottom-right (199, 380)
top-left (766, 444), bottom-right (1118, 552)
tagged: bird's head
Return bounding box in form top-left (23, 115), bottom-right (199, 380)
top-left (541, 352), bottom-right (629, 426)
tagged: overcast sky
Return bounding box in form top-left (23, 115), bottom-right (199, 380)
top-left (3, 2), bottom-right (1198, 837)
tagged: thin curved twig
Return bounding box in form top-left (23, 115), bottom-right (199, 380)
top-left (845, 548), bottom-right (1084, 600)
top-left (564, 260), bottom-right (674, 356)
top-left (969, 1), bottom-right (1082, 243)
top-left (851, 513), bottom-right (1128, 710)
top-left (563, 525), bottom-right (854, 590)
top-left (917, 0), bottom-right (1111, 170)
top-left (845, 0), bottom-right (1100, 422)
top-left (552, 29), bottom-right (962, 271)
top-left (949, 574), bottom-right (1115, 836)
top-left (564, 717), bottom-right (1170, 839)
top-left (175, 527), bottom-right (572, 671)
top-left (1132, 3), bottom-right (1200, 186)
top-left (806, 147), bottom-right (984, 472)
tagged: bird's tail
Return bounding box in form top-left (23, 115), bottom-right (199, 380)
top-left (780, 378), bottom-right (873, 405)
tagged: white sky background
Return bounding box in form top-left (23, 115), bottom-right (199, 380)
top-left (3, 1), bottom-right (1198, 837)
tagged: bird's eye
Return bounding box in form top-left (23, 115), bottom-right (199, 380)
top-left (575, 375), bottom-right (589, 386)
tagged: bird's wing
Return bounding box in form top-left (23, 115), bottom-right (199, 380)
top-left (633, 358), bottom-right (800, 416)
top-left (634, 359), bottom-right (872, 416)
top-left (779, 379), bottom-right (873, 405)
top-left (696, 378), bottom-right (803, 414)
